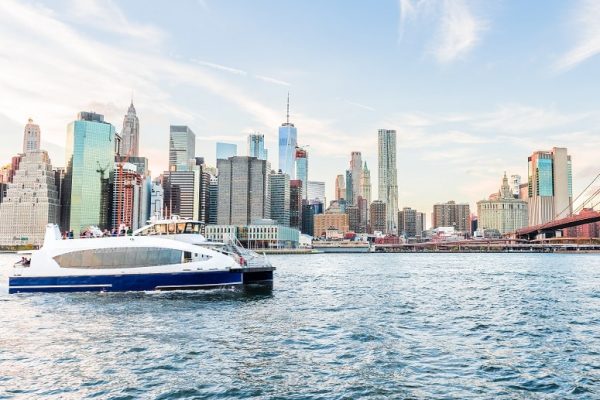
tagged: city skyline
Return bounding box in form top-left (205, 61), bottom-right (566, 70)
top-left (1, 1), bottom-right (600, 216)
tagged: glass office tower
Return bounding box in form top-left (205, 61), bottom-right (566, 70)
top-left (216, 142), bottom-right (237, 160)
top-left (169, 125), bottom-right (196, 172)
top-left (527, 147), bottom-right (572, 226)
top-left (278, 94), bottom-right (298, 178)
top-left (295, 147), bottom-right (308, 199)
top-left (248, 133), bottom-right (268, 160)
top-left (64, 112), bottom-right (116, 234)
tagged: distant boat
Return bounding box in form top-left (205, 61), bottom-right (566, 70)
top-left (311, 240), bottom-right (371, 253)
top-left (8, 224), bottom-right (274, 294)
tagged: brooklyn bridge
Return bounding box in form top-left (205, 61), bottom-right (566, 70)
top-left (514, 172), bottom-right (600, 240)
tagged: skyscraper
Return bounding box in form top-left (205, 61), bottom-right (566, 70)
top-left (290, 180), bottom-right (303, 231)
top-left (0, 150), bottom-right (59, 246)
top-left (432, 201), bottom-right (471, 232)
top-left (150, 182), bottom-right (164, 219)
top-left (357, 196), bottom-right (368, 233)
top-left (510, 174), bottom-right (521, 199)
top-left (162, 170), bottom-right (197, 220)
top-left (207, 175), bottom-right (218, 225)
top-left (22, 118), bottom-right (41, 153)
top-left (350, 151), bottom-right (362, 205)
top-left (369, 200), bottom-right (386, 234)
top-left (63, 112), bottom-right (116, 234)
top-left (527, 147), bottom-right (572, 226)
top-left (345, 170), bottom-right (353, 204)
top-left (217, 156), bottom-right (270, 225)
top-left (169, 125), bottom-right (195, 172)
top-left (360, 162), bottom-right (372, 207)
top-left (278, 94), bottom-right (297, 178)
top-left (335, 174), bottom-right (345, 201)
top-left (378, 129), bottom-right (398, 233)
top-left (399, 208), bottom-right (428, 238)
top-left (216, 142), bottom-right (238, 160)
top-left (398, 207), bottom-right (420, 238)
top-left (111, 162), bottom-right (143, 231)
top-left (120, 101), bottom-right (139, 156)
top-left (269, 171), bottom-right (290, 226)
top-left (248, 133), bottom-right (268, 160)
top-left (307, 181), bottom-right (326, 204)
top-left (295, 147), bottom-right (308, 199)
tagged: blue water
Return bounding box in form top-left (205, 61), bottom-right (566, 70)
top-left (1, 253), bottom-right (600, 399)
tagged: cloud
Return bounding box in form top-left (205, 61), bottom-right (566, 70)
top-left (254, 75), bottom-right (291, 87)
top-left (472, 104), bottom-right (591, 134)
top-left (434, 0), bottom-right (486, 63)
top-left (554, 0), bottom-right (600, 72)
top-left (190, 60), bottom-right (292, 87)
top-left (0, 0), bottom-right (352, 173)
top-left (68, 0), bottom-right (165, 44)
top-left (340, 99), bottom-right (375, 112)
top-left (192, 59), bottom-right (248, 76)
top-left (397, 0), bottom-right (486, 63)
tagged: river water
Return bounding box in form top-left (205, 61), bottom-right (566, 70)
top-left (1, 252), bottom-right (599, 399)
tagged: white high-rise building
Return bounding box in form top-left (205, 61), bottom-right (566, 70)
top-left (350, 151), bottom-right (362, 205)
top-left (510, 174), bottom-right (521, 199)
top-left (120, 101), bottom-right (140, 156)
top-left (150, 182), bottom-right (164, 219)
top-left (0, 150), bottom-right (59, 246)
top-left (22, 118), bottom-right (41, 153)
top-left (377, 129), bottom-right (398, 233)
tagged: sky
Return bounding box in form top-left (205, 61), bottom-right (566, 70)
top-left (1, 0), bottom-right (600, 218)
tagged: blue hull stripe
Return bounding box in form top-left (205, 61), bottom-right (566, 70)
top-left (9, 270), bottom-right (243, 294)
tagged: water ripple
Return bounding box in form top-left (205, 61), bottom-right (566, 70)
top-left (1, 253), bottom-right (600, 398)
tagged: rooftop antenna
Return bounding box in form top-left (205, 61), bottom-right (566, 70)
top-left (286, 91), bottom-right (290, 124)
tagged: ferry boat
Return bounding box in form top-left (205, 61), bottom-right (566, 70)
top-left (311, 240), bottom-right (371, 253)
top-left (8, 224), bottom-right (274, 294)
top-left (132, 216), bottom-right (274, 271)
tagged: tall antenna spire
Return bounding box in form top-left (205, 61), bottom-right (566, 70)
top-left (286, 91), bottom-right (290, 124)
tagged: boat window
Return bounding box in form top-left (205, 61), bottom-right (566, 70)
top-left (176, 223), bottom-right (187, 234)
top-left (184, 223), bottom-right (197, 234)
top-left (155, 224), bottom-right (167, 235)
top-left (167, 223), bottom-right (176, 234)
top-left (54, 247), bottom-right (184, 268)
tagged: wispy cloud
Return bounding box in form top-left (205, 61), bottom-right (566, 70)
top-left (554, 0), bottom-right (600, 72)
top-left (191, 60), bottom-right (291, 87)
top-left (340, 99), bottom-right (375, 112)
top-left (68, 0), bottom-right (165, 44)
top-left (192, 59), bottom-right (248, 76)
top-left (254, 75), bottom-right (291, 87)
top-left (434, 0), bottom-right (486, 63)
top-left (0, 0), bottom-right (357, 176)
top-left (397, 0), bottom-right (486, 63)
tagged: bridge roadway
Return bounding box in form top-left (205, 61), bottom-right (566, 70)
top-left (374, 238), bottom-right (600, 253)
top-left (515, 210), bottom-right (600, 240)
